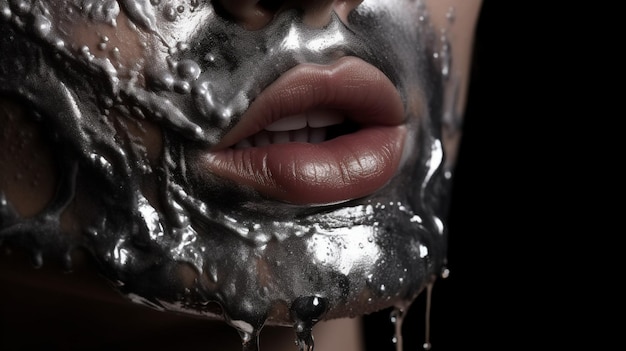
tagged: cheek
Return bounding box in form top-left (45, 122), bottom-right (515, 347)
top-left (56, 9), bottom-right (148, 76)
top-left (395, 85), bottom-right (427, 170)
top-left (111, 110), bottom-right (164, 165)
top-left (0, 98), bottom-right (58, 218)
top-left (0, 99), bottom-right (165, 224)
top-left (403, 85), bottom-right (426, 135)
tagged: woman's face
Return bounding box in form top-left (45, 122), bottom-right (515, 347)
top-left (0, 0), bottom-right (480, 346)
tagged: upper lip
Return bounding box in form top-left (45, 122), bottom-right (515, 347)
top-left (189, 56), bottom-right (407, 205)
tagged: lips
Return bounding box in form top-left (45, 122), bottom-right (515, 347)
top-left (190, 56), bottom-right (406, 205)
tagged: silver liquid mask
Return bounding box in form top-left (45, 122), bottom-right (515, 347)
top-left (0, 0), bottom-right (457, 347)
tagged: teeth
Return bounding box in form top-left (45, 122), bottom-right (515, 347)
top-left (309, 128), bottom-right (327, 144)
top-left (234, 110), bottom-right (344, 149)
top-left (272, 131), bottom-right (291, 144)
top-left (264, 110), bottom-right (345, 132)
top-left (265, 114), bottom-right (307, 132)
top-left (236, 127), bottom-right (330, 149)
top-left (292, 128), bottom-right (309, 143)
top-left (234, 138), bottom-right (252, 149)
top-left (306, 110), bottom-right (345, 128)
top-left (254, 131), bottom-right (271, 147)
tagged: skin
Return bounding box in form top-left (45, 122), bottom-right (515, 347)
top-left (0, 0), bottom-right (482, 349)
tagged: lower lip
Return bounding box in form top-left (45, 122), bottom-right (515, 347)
top-left (194, 125), bottom-right (406, 205)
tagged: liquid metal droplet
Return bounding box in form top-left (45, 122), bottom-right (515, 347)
top-left (291, 296), bottom-right (328, 351)
top-left (163, 4), bottom-right (177, 22)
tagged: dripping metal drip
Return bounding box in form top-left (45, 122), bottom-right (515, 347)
top-left (391, 304), bottom-right (408, 351)
top-left (423, 283), bottom-right (434, 351)
top-left (290, 296), bottom-right (328, 351)
top-left (239, 331), bottom-right (261, 351)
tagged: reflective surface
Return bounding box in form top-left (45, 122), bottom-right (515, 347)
top-left (0, 0), bottom-right (464, 347)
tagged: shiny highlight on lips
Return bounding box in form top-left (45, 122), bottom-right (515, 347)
top-left (192, 57), bottom-right (407, 204)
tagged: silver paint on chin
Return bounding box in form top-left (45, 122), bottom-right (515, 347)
top-left (0, 0), bottom-right (460, 347)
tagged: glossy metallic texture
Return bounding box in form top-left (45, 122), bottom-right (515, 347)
top-left (0, 0), bottom-right (452, 332)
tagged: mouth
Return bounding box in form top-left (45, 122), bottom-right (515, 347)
top-left (189, 57), bottom-right (407, 205)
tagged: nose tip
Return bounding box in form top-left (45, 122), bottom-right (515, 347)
top-left (214, 0), bottom-right (362, 30)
